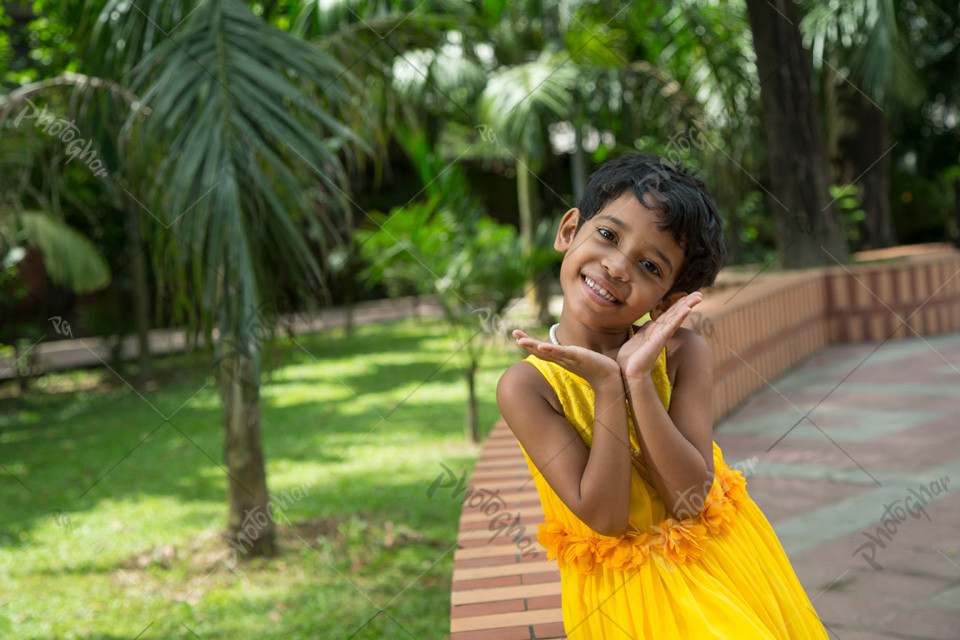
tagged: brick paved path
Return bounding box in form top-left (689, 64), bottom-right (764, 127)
top-left (451, 332), bottom-right (960, 639)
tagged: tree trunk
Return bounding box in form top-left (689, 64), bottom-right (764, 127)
top-left (717, 149), bottom-right (744, 265)
top-left (108, 280), bottom-right (125, 373)
top-left (744, 0), bottom-right (848, 267)
top-left (124, 210), bottom-right (152, 383)
top-left (836, 86), bottom-right (895, 249)
top-left (220, 340), bottom-right (276, 557)
top-left (465, 359), bottom-right (480, 442)
top-left (517, 151), bottom-right (552, 325)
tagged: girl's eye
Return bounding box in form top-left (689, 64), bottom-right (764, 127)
top-left (598, 228), bottom-right (615, 241)
top-left (641, 260), bottom-right (661, 277)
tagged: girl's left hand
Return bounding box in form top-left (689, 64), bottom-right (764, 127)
top-left (616, 292), bottom-right (702, 379)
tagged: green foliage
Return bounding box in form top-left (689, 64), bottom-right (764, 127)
top-left (356, 124), bottom-right (554, 433)
top-left (356, 124), bottom-right (556, 337)
top-left (392, 41), bottom-right (488, 120)
top-left (4, 211), bottom-right (110, 294)
top-left (0, 6), bottom-right (11, 85)
top-left (295, 0), bottom-right (445, 36)
top-left (481, 55), bottom-right (578, 167)
top-left (81, 0), bottom-right (369, 358)
top-left (2, 1), bottom-right (81, 87)
top-left (829, 184), bottom-right (868, 249)
top-left (891, 157), bottom-right (960, 245)
top-left (734, 190), bottom-right (778, 265)
top-left (801, 0), bottom-right (923, 109)
top-left (357, 135), bottom-right (551, 332)
top-left (359, 197), bottom-right (550, 324)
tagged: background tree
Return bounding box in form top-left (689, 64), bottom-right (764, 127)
top-left (745, 0), bottom-right (849, 267)
top-left (65, 0), bottom-right (367, 556)
top-left (802, 0), bottom-right (924, 250)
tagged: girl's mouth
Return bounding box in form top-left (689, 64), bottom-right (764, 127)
top-left (582, 274), bottom-right (620, 306)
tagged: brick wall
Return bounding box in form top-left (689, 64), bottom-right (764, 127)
top-left (690, 244), bottom-right (960, 422)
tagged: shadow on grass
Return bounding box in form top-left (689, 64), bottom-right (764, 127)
top-left (0, 317), bottom-right (513, 552)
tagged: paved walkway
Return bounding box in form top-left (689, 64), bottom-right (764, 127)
top-left (451, 331), bottom-right (960, 639)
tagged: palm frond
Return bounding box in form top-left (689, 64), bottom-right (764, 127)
top-left (801, 0), bottom-right (923, 106)
top-left (67, 0), bottom-right (200, 80)
top-left (481, 55), bottom-right (578, 164)
top-left (106, 0), bottom-right (367, 344)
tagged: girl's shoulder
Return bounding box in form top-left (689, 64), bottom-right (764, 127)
top-left (497, 359), bottom-right (565, 421)
top-left (663, 326), bottom-right (712, 389)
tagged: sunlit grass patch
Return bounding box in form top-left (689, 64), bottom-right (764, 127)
top-left (0, 317), bottom-right (528, 639)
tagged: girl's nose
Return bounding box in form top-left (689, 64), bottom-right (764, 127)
top-left (601, 250), bottom-right (630, 281)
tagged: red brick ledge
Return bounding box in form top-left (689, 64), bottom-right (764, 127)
top-left (450, 421), bottom-right (566, 640)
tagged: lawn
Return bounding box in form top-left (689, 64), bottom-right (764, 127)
top-left (0, 317), bottom-right (526, 639)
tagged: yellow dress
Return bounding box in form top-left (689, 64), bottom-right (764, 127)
top-left (520, 350), bottom-right (829, 639)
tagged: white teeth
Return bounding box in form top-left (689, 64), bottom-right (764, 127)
top-left (584, 276), bottom-right (617, 302)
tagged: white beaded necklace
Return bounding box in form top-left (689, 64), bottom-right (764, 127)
top-left (549, 323), bottom-right (561, 345)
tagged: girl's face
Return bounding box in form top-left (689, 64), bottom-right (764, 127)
top-left (555, 192), bottom-right (686, 331)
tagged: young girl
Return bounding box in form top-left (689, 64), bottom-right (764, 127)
top-left (497, 153), bottom-right (828, 638)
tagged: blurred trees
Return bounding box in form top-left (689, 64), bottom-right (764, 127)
top-left (3, 1), bottom-right (958, 293)
top-left (803, 0), bottom-right (923, 250)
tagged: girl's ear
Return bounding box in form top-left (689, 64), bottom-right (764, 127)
top-left (650, 291), bottom-right (687, 320)
top-left (554, 208), bottom-right (580, 252)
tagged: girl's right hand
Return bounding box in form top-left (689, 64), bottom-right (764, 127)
top-left (617, 292), bottom-right (702, 379)
top-left (512, 329), bottom-right (622, 388)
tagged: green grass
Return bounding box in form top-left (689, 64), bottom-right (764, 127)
top-left (0, 317), bottom-right (526, 639)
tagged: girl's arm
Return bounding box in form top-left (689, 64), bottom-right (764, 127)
top-left (497, 341), bottom-right (634, 537)
top-left (622, 326), bottom-right (716, 520)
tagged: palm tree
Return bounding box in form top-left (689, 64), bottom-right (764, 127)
top-left (801, 0), bottom-right (924, 249)
top-left (67, 0), bottom-right (366, 556)
top-left (482, 57), bottom-right (578, 325)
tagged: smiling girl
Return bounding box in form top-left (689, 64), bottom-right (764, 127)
top-left (496, 153), bottom-right (828, 638)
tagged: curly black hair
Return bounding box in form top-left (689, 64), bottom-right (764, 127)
top-left (573, 152), bottom-right (726, 295)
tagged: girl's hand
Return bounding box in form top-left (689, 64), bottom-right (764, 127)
top-left (512, 329), bottom-right (621, 388)
top-left (617, 292), bottom-right (702, 380)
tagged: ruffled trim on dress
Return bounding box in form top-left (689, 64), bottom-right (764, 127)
top-left (537, 463), bottom-right (749, 574)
